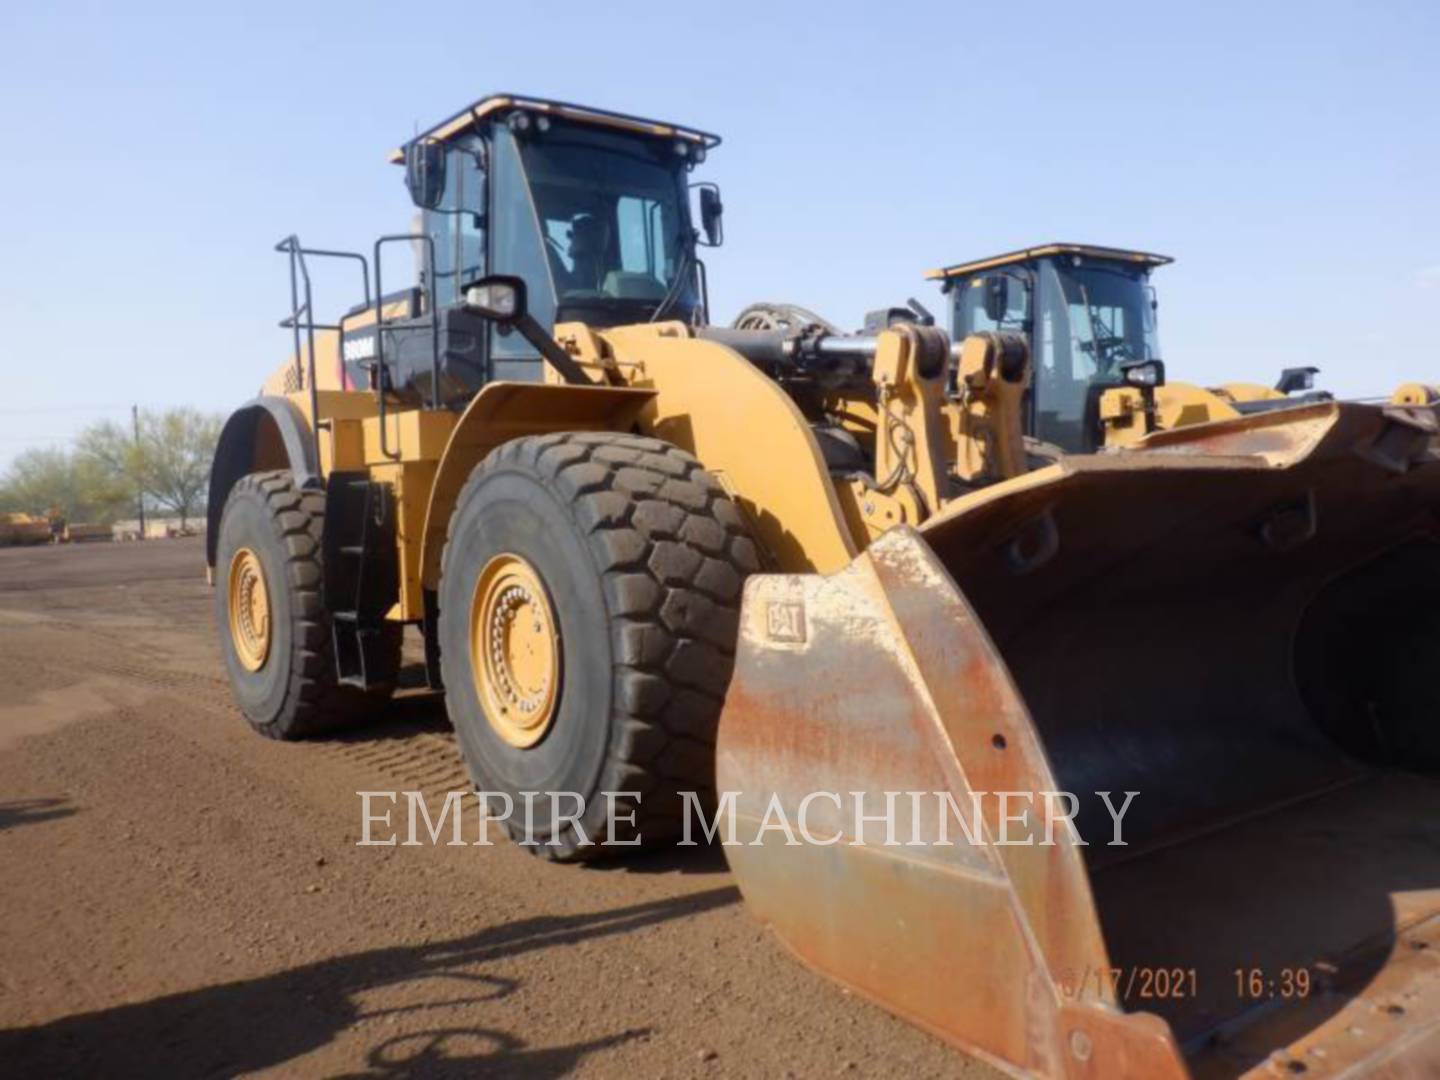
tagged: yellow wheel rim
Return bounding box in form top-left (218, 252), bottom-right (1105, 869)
top-left (470, 553), bottom-right (561, 748)
top-left (227, 547), bottom-right (272, 672)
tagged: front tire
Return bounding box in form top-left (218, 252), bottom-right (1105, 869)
top-left (438, 433), bottom-right (759, 859)
top-left (214, 470), bottom-right (400, 739)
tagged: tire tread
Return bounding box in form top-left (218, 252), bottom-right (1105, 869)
top-left (223, 470), bottom-right (399, 740)
top-left (440, 433), bottom-right (759, 857)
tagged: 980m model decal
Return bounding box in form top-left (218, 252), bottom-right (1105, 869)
top-left (342, 333), bottom-right (377, 363)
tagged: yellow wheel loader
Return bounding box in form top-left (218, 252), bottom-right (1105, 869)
top-left (927, 242), bottom-right (1440, 450)
top-left (924, 243), bottom-right (1327, 451)
top-left (211, 96), bottom-right (1440, 1077)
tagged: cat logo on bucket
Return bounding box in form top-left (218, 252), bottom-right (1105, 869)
top-left (765, 600), bottom-right (806, 644)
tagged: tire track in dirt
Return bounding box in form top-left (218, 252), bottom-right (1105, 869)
top-left (2, 612), bottom-right (475, 835)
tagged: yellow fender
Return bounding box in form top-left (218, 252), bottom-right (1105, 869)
top-left (419, 382), bottom-right (655, 591)
top-left (602, 325), bottom-right (859, 574)
top-left (421, 324), bottom-right (870, 597)
top-left (1098, 381), bottom-right (1241, 447)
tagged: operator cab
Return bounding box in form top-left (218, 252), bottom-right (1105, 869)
top-left (929, 244), bottom-right (1170, 452)
top-left (338, 95), bottom-right (723, 408)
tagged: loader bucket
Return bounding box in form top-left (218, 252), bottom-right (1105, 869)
top-left (717, 401), bottom-right (1440, 1078)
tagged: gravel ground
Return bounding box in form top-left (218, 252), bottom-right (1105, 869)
top-left (0, 537), bottom-right (993, 1078)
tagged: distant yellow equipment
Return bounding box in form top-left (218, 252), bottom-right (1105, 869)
top-left (925, 242), bottom-right (1344, 450)
top-left (0, 512), bottom-right (50, 546)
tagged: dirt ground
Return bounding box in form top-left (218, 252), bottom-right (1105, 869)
top-left (0, 538), bottom-right (993, 1079)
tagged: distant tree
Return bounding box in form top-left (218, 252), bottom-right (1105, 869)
top-left (74, 419), bottom-right (139, 484)
top-left (0, 408), bottom-right (224, 529)
top-left (77, 408), bottom-right (223, 529)
top-left (132, 408), bottom-right (223, 528)
top-left (0, 446), bottom-right (131, 522)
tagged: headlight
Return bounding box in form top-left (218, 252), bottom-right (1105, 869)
top-left (1121, 359), bottom-right (1166, 388)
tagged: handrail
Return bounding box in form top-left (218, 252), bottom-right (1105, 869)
top-left (274, 236), bottom-right (372, 481)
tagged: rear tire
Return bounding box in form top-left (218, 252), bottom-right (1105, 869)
top-left (438, 433), bottom-right (759, 859)
top-left (214, 470), bottom-right (400, 740)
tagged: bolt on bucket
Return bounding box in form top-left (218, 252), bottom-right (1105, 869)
top-left (717, 402), bottom-right (1440, 1078)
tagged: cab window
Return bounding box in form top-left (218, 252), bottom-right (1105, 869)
top-left (1032, 258), bottom-right (1159, 451)
top-left (455, 136), bottom-right (485, 291)
top-left (420, 149), bottom-right (462, 309)
top-left (417, 138), bottom-right (486, 310)
top-left (489, 126), bottom-right (558, 357)
top-left (954, 272), bottom-right (1030, 337)
top-left (616, 195), bottom-right (671, 283)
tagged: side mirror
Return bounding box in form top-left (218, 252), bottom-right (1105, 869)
top-left (1120, 358), bottom-right (1166, 388)
top-left (462, 274), bottom-right (591, 386)
top-left (405, 141), bottom-right (447, 210)
top-left (464, 275), bottom-right (527, 323)
top-left (693, 183), bottom-right (723, 247)
top-left (983, 275), bottom-right (1010, 323)
top-left (1275, 366), bottom-right (1319, 395)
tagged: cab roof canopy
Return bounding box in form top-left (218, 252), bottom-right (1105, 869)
top-left (387, 93), bottom-right (722, 164)
top-left (925, 243), bottom-right (1173, 282)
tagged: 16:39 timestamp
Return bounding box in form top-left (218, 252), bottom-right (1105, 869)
top-left (1234, 967), bottom-right (1312, 999)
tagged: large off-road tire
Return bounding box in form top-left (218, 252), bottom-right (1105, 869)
top-left (438, 432), bottom-right (760, 860)
top-left (214, 470), bottom-right (401, 740)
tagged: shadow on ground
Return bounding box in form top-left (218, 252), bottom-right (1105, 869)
top-left (333, 678), bottom-right (452, 745)
top-left (0, 797), bottom-right (76, 832)
top-left (0, 886), bottom-right (738, 1078)
top-left (586, 840), bottom-right (732, 877)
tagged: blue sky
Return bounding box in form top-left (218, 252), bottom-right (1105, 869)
top-left (2, 0), bottom-right (1436, 466)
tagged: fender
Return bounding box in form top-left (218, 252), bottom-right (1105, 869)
top-left (418, 382), bottom-right (656, 591)
top-left (206, 396), bottom-right (318, 567)
top-left (601, 326), bottom-right (859, 574)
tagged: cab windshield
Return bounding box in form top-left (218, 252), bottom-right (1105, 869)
top-left (1049, 262), bottom-right (1158, 373)
top-left (510, 123), bottom-right (699, 326)
top-left (1032, 258), bottom-right (1159, 449)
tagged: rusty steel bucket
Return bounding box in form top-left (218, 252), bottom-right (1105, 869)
top-left (717, 402), bottom-right (1440, 1078)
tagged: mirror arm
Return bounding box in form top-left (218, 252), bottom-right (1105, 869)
top-left (1140, 384), bottom-right (1159, 433)
top-left (511, 313), bottom-right (591, 385)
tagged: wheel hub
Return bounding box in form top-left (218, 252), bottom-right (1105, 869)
top-left (470, 553), bottom-right (561, 748)
top-left (227, 547), bottom-right (272, 672)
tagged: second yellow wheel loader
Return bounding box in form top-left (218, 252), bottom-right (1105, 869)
top-left (210, 94), bottom-right (1440, 1077)
top-left (927, 242), bottom-right (1440, 449)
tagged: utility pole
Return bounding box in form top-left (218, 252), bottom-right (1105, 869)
top-left (132, 404), bottom-right (145, 540)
